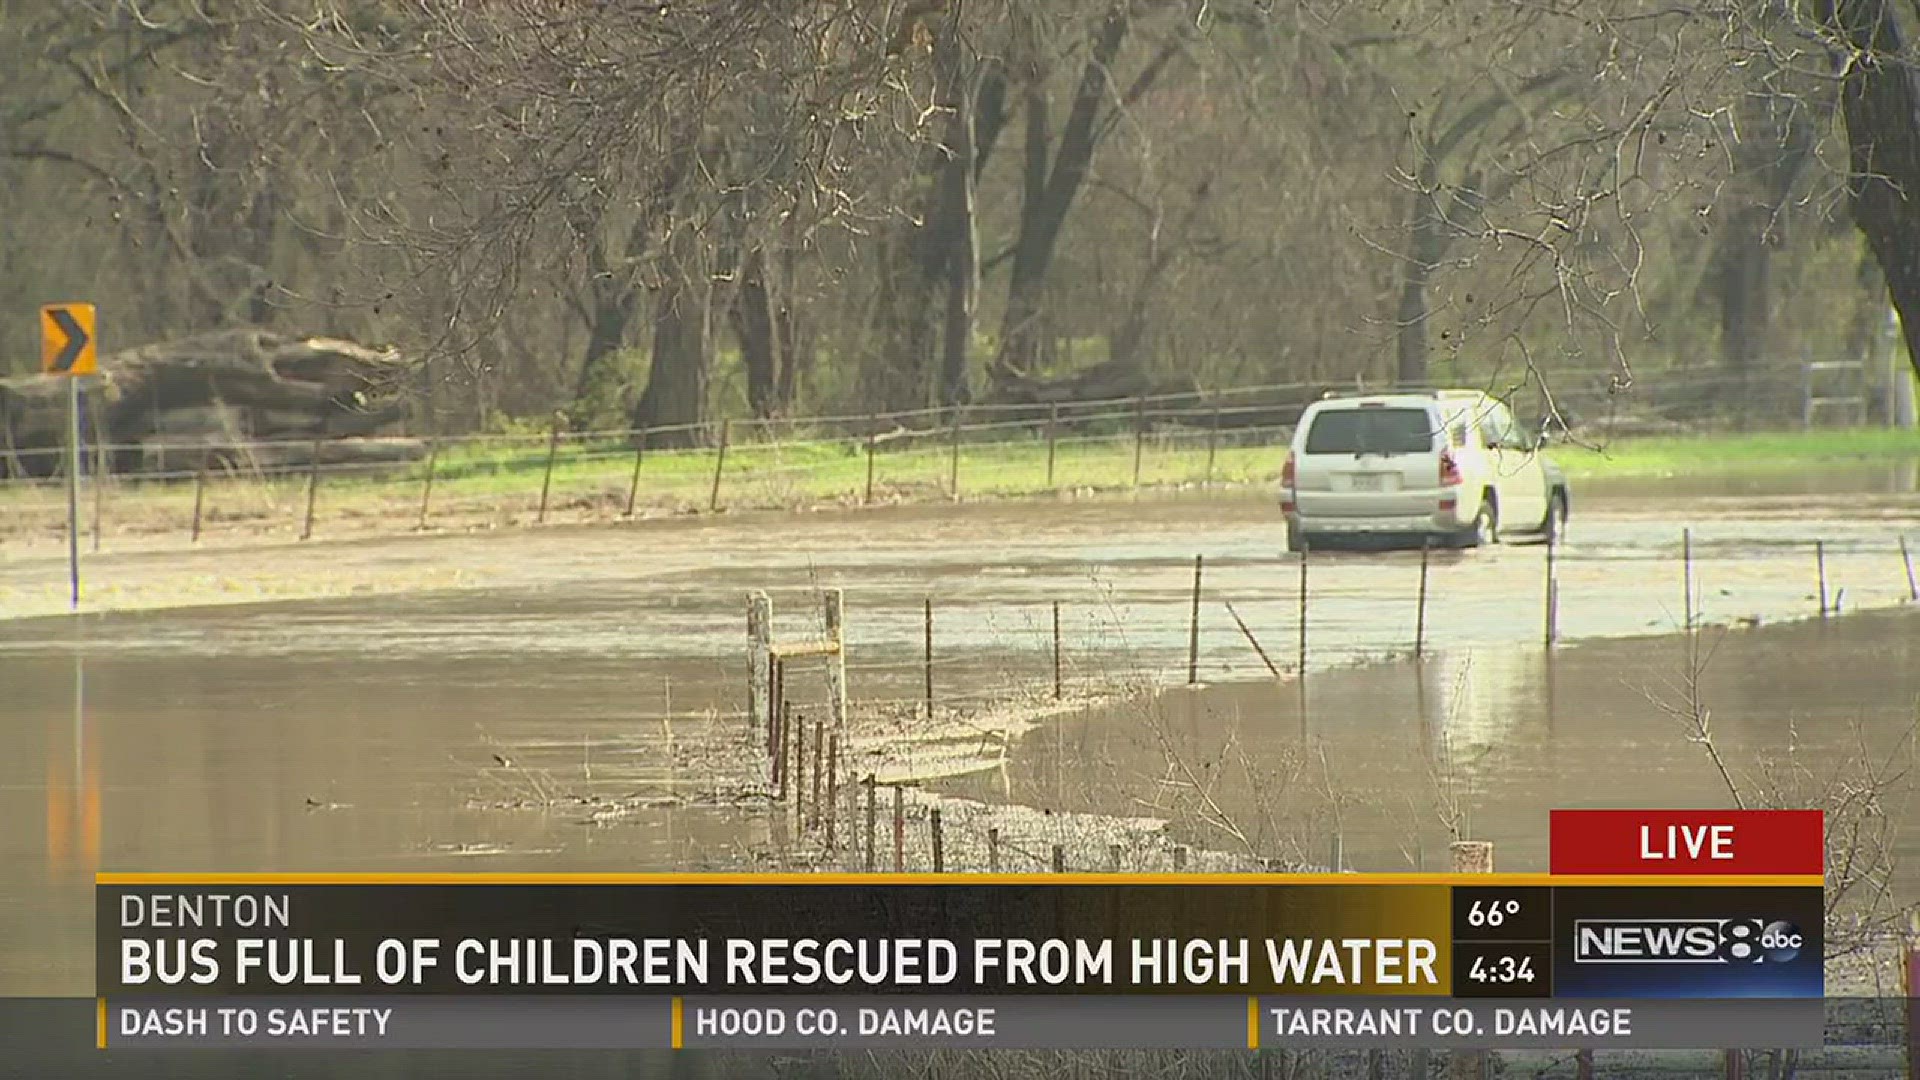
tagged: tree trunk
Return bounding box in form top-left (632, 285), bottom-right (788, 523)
top-left (732, 247), bottom-right (785, 418)
top-left (632, 235), bottom-right (713, 448)
top-left (991, 1), bottom-right (1147, 397)
top-left (572, 268), bottom-right (639, 428)
top-left (935, 59), bottom-right (979, 406)
top-left (863, 10), bottom-right (995, 411)
top-left (1395, 176), bottom-right (1452, 388)
top-left (1820, 0), bottom-right (1920, 386)
top-left (1713, 83), bottom-right (1820, 416)
top-left (774, 238), bottom-right (805, 409)
top-left (1715, 208), bottom-right (1772, 378)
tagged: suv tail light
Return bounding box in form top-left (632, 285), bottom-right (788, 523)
top-left (1439, 448), bottom-right (1462, 487)
top-left (1281, 452), bottom-right (1296, 489)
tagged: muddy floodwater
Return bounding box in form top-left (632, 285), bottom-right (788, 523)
top-left (2, 480), bottom-right (1918, 998)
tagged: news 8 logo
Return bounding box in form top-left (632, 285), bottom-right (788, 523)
top-left (1572, 918), bottom-right (1805, 964)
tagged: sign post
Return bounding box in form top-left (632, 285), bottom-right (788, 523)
top-left (41, 303), bottom-right (97, 612)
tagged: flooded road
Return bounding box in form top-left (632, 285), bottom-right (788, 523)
top-left (948, 608), bottom-right (1920, 887)
top-left (2, 484), bottom-right (1918, 996)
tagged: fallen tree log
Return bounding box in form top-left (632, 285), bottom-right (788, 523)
top-left (0, 329), bottom-right (415, 477)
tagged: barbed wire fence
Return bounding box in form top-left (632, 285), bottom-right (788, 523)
top-left (0, 360), bottom-right (1908, 548)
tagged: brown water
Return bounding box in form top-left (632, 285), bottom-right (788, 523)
top-left (2, 488), bottom-right (1918, 1000)
top-left (947, 609), bottom-right (1920, 883)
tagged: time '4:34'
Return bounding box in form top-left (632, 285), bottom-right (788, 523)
top-left (1451, 942), bottom-right (1552, 997)
top-left (1469, 953), bottom-right (1535, 984)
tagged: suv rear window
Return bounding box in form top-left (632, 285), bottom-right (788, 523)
top-left (1303, 407), bottom-right (1437, 455)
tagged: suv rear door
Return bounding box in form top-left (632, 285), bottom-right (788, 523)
top-left (1295, 401), bottom-right (1442, 511)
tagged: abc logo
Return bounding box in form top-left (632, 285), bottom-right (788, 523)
top-left (1717, 919), bottom-right (1804, 963)
top-left (1760, 921), bottom-right (1804, 963)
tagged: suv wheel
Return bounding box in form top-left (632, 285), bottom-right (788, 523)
top-left (1463, 498), bottom-right (1498, 548)
top-left (1542, 491), bottom-right (1568, 544)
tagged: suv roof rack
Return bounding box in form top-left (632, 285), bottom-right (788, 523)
top-left (1317, 388), bottom-right (1439, 401)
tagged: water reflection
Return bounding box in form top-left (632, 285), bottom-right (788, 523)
top-left (45, 652), bottom-right (101, 886)
top-left (957, 608), bottom-right (1919, 881)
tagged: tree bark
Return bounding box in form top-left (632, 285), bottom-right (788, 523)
top-left (1711, 84), bottom-right (1820, 411)
top-left (864, 11), bottom-right (998, 411)
top-left (774, 237), bottom-right (805, 409)
top-left (571, 230), bottom-right (641, 428)
top-left (1715, 208), bottom-right (1773, 373)
top-left (1395, 175), bottom-right (1453, 387)
top-left (1820, 0), bottom-right (1920, 385)
top-left (934, 40), bottom-right (980, 407)
top-left (0, 330), bottom-right (411, 475)
top-left (632, 231), bottom-right (714, 447)
top-left (992, 2), bottom-right (1180, 400)
top-left (732, 247), bottom-right (785, 418)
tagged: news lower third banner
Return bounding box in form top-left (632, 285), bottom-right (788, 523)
top-left (95, 873), bottom-right (1826, 1050)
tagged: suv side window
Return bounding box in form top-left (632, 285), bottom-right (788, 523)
top-left (1478, 403), bottom-right (1516, 449)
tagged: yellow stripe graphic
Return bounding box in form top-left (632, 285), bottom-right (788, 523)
top-left (1247, 996), bottom-right (1259, 1050)
top-left (671, 997), bottom-right (684, 1049)
top-left (96, 998), bottom-right (106, 1049)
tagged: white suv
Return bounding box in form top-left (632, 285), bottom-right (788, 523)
top-left (1280, 390), bottom-right (1569, 549)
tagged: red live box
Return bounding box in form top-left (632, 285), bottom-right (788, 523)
top-left (1549, 809), bottom-right (1824, 875)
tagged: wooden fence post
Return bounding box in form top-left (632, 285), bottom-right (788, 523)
top-left (827, 732), bottom-right (840, 852)
top-left (1051, 600), bottom-right (1063, 700)
top-left (1901, 535), bottom-right (1917, 602)
top-left (1816, 540), bottom-right (1829, 618)
top-left (892, 785), bottom-right (905, 872)
top-left (1415, 538), bottom-right (1430, 658)
top-left (748, 591), bottom-right (773, 733)
top-left (1187, 554), bottom-right (1204, 684)
top-left (809, 720), bottom-right (824, 832)
top-left (1224, 600), bottom-right (1280, 678)
top-left (1544, 528), bottom-right (1558, 647)
top-left (824, 588), bottom-right (848, 730)
top-left (190, 450), bottom-right (211, 543)
top-left (790, 711), bottom-right (803, 816)
top-left (709, 418), bottom-right (730, 513)
top-left (537, 413), bottom-right (561, 523)
top-left (864, 775), bottom-right (877, 871)
top-left (923, 598), bottom-right (934, 720)
top-left (930, 808), bottom-right (944, 873)
top-left (1683, 528), bottom-right (1694, 632)
top-left (299, 437), bottom-right (322, 540)
top-left (988, 828), bottom-right (1001, 872)
top-left (1051, 845), bottom-right (1066, 873)
top-left (1045, 403), bottom-right (1059, 491)
top-left (1296, 543), bottom-right (1309, 677)
top-left (1204, 402), bottom-right (1220, 489)
top-left (865, 416), bottom-right (878, 505)
top-left (624, 427), bottom-right (646, 518)
top-left (416, 437), bottom-right (438, 530)
top-left (948, 406), bottom-right (963, 501)
top-left (1131, 396), bottom-right (1146, 491)
top-left (776, 701), bottom-right (791, 795)
top-left (770, 657), bottom-right (786, 762)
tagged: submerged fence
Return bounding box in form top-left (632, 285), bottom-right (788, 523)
top-left (0, 360), bottom-right (1911, 548)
